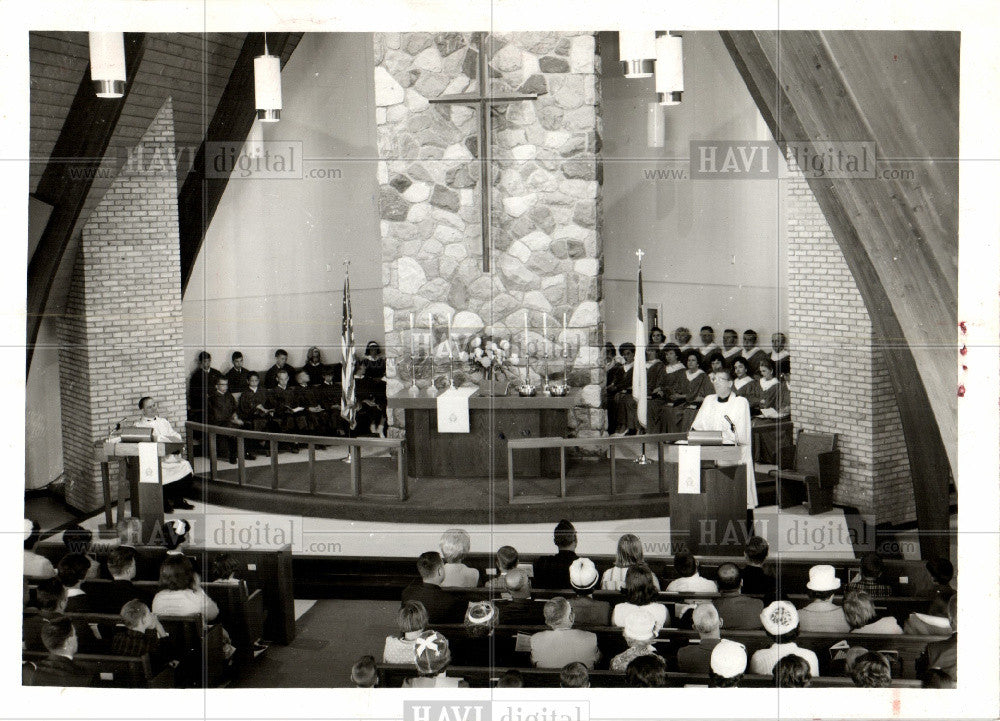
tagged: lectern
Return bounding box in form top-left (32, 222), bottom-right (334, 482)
top-left (97, 439), bottom-right (184, 542)
top-left (664, 444), bottom-right (748, 556)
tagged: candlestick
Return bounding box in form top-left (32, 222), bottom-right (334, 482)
top-left (447, 315), bottom-right (453, 359)
top-left (542, 315), bottom-right (548, 357)
top-left (563, 312), bottom-right (568, 358)
top-left (409, 313), bottom-right (415, 355)
top-left (524, 311), bottom-right (529, 354)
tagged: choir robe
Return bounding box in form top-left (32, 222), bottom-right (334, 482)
top-left (721, 346), bottom-right (742, 367)
top-left (263, 363), bottom-right (298, 389)
top-left (603, 362), bottom-right (625, 434)
top-left (238, 388), bottom-right (272, 430)
top-left (673, 369), bottom-right (714, 433)
top-left (611, 363), bottom-right (634, 432)
top-left (314, 381), bottom-right (345, 435)
top-left (300, 361), bottom-right (327, 386)
top-left (757, 377), bottom-right (791, 413)
top-left (742, 348), bottom-right (766, 376)
top-left (734, 375), bottom-right (762, 411)
top-left (620, 360), bottom-right (666, 431)
top-left (188, 367), bottom-right (221, 421)
top-left (269, 384), bottom-right (310, 432)
top-left (648, 361), bottom-right (680, 433)
top-left (770, 350), bottom-right (790, 378)
top-left (291, 382), bottom-right (321, 432)
top-left (224, 366), bottom-right (253, 394)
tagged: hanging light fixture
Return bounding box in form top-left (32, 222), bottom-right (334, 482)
top-left (89, 32), bottom-right (126, 98)
top-left (254, 33), bottom-right (282, 122)
top-left (618, 31), bottom-right (656, 78)
top-left (655, 32), bottom-right (684, 105)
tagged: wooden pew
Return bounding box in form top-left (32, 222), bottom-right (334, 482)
top-left (425, 624), bottom-right (945, 679)
top-left (23, 649), bottom-right (174, 688)
top-left (375, 663), bottom-right (923, 689)
top-left (34, 541), bottom-right (295, 644)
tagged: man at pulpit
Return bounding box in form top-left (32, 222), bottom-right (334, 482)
top-left (689, 369), bottom-right (757, 521)
top-left (134, 397), bottom-right (195, 512)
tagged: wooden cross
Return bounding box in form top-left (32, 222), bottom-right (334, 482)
top-left (429, 32), bottom-right (539, 272)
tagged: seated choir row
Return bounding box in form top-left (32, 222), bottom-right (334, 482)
top-left (648, 326), bottom-right (791, 378)
top-left (352, 523), bottom-right (956, 687)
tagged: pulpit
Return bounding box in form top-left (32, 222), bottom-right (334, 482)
top-left (664, 444), bottom-right (749, 556)
top-left (98, 438), bottom-right (185, 541)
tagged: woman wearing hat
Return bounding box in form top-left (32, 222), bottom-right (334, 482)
top-left (797, 565), bottom-right (850, 633)
top-left (748, 601), bottom-right (820, 676)
top-left (402, 631), bottom-right (468, 688)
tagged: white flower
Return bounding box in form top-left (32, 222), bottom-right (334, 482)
top-left (458, 351), bottom-right (469, 362)
top-left (500, 339), bottom-right (511, 351)
top-left (478, 357), bottom-right (491, 368)
top-left (471, 337), bottom-right (482, 348)
top-left (473, 347), bottom-right (483, 358)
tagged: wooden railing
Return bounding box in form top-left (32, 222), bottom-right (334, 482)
top-left (185, 421), bottom-right (407, 501)
top-left (506, 432), bottom-right (687, 503)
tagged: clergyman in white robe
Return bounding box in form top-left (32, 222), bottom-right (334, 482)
top-left (690, 375), bottom-right (757, 509)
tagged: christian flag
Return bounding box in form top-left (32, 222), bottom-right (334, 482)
top-left (341, 269), bottom-right (357, 427)
top-left (632, 255), bottom-right (647, 429)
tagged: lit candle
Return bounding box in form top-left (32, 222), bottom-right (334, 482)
top-left (447, 315), bottom-right (453, 359)
top-left (428, 313), bottom-right (433, 355)
top-left (563, 312), bottom-right (568, 357)
top-left (409, 313), bottom-right (415, 357)
top-left (542, 314), bottom-right (548, 357)
top-left (524, 311), bottom-right (529, 355)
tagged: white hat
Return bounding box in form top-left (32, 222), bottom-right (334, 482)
top-left (623, 610), bottom-right (657, 642)
top-left (806, 564), bottom-right (841, 592)
top-left (710, 639), bottom-right (748, 677)
top-left (760, 600), bottom-right (799, 635)
top-left (569, 558), bottom-right (599, 590)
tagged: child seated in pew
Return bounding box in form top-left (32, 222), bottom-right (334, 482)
top-left (152, 555), bottom-right (236, 660)
top-left (403, 631), bottom-right (469, 688)
top-left (383, 601), bottom-right (428, 664)
top-left (484, 545), bottom-right (520, 591)
top-left (612, 565), bottom-right (670, 632)
top-left (602, 534), bottom-right (661, 592)
top-left (560, 662), bottom-right (590, 688)
top-left (351, 655), bottom-right (379, 687)
top-left (112, 599), bottom-right (171, 670)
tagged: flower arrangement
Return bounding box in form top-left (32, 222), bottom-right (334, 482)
top-left (459, 334), bottom-right (519, 380)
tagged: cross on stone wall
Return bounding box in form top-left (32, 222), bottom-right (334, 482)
top-left (429, 32), bottom-right (538, 272)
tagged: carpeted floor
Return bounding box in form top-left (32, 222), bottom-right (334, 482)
top-left (232, 599), bottom-right (398, 688)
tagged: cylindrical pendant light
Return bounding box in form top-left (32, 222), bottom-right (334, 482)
top-left (89, 32), bottom-right (126, 98)
top-left (619, 31), bottom-right (656, 78)
top-left (655, 32), bottom-right (684, 105)
top-left (647, 101), bottom-right (665, 148)
top-left (254, 34), bottom-right (282, 122)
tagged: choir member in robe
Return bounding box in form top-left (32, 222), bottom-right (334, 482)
top-left (755, 359), bottom-right (791, 416)
top-left (207, 377), bottom-right (250, 464)
top-left (690, 368), bottom-right (758, 518)
top-left (357, 341), bottom-right (388, 436)
top-left (770, 333), bottom-right (791, 379)
top-left (292, 371), bottom-right (322, 433)
top-left (673, 350), bottom-right (714, 433)
top-left (698, 326), bottom-right (720, 357)
top-left (301, 347), bottom-right (328, 386)
top-left (741, 330), bottom-right (766, 376)
top-left (603, 343), bottom-right (625, 435)
top-left (648, 347), bottom-right (676, 433)
top-left (721, 329), bottom-right (742, 366)
top-left (706, 351), bottom-right (727, 380)
top-left (224, 351), bottom-right (252, 395)
top-left (648, 326), bottom-right (666, 349)
top-left (270, 369), bottom-right (307, 450)
top-left (731, 357), bottom-right (762, 411)
top-left (188, 351), bottom-right (221, 423)
top-left (315, 366), bottom-right (345, 436)
top-left (238, 372), bottom-right (273, 454)
top-left (673, 327), bottom-right (693, 353)
top-left (263, 349), bottom-right (297, 389)
top-left (612, 343), bottom-right (638, 435)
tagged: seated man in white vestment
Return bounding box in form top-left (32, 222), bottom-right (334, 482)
top-left (133, 396), bottom-right (195, 512)
top-left (690, 368), bottom-right (757, 529)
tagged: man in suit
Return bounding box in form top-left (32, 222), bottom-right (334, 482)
top-left (676, 604), bottom-right (724, 673)
top-left (532, 520), bottom-right (579, 590)
top-left (82, 547), bottom-right (151, 612)
top-left (567, 558), bottom-right (611, 625)
top-left (918, 594), bottom-right (957, 681)
top-left (529, 597), bottom-right (600, 669)
top-left (400, 552), bottom-right (465, 624)
top-left (27, 617), bottom-right (95, 687)
top-left (188, 351), bottom-right (221, 422)
top-left (713, 563), bottom-right (763, 630)
top-left (494, 568), bottom-right (544, 626)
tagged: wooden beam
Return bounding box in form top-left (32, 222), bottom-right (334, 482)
top-left (26, 33), bottom-right (147, 370)
top-left (178, 33), bottom-right (298, 292)
top-left (720, 31), bottom-right (955, 559)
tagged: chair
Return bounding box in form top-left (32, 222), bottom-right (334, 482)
top-left (768, 431), bottom-right (839, 514)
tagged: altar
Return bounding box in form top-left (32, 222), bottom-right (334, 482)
top-left (388, 391), bottom-right (577, 478)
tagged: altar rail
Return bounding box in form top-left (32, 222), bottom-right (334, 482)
top-left (506, 432), bottom-right (688, 503)
top-left (185, 422), bottom-right (407, 501)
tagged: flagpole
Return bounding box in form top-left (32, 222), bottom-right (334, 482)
top-left (635, 248), bottom-right (651, 466)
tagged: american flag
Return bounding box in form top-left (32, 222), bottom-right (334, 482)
top-left (340, 268), bottom-right (357, 428)
top-left (632, 251), bottom-right (647, 429)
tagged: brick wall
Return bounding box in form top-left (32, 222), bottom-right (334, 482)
top-left (785, 154), bottom-right (914, 524)
top-left (57, 98), bottom-right (187, 512)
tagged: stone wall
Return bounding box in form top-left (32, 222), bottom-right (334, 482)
top-left (785, 153), bottom-right (915, 524)
top-left (58, 98), bottom-right (187, 511)
top-left (373, 31), bottom-right (605, 436)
